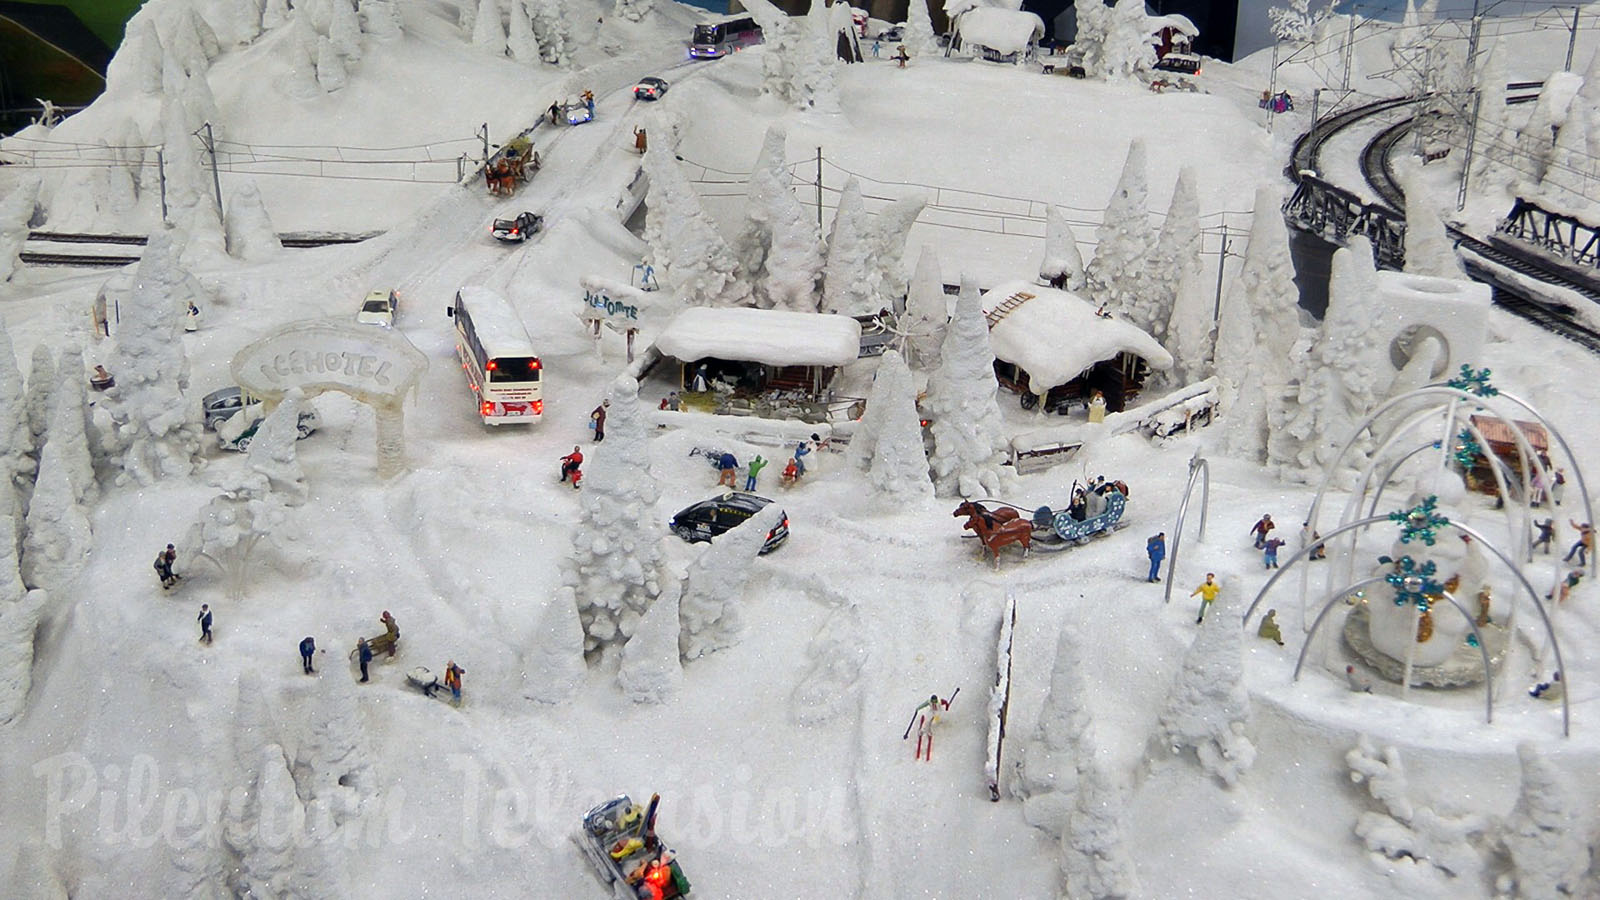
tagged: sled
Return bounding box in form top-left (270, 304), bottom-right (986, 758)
top-left (406, 667), bottom-right (458, 701)
top-left (577, 794), bottom-right (691, 899)
top-left (953, 486), bottom-right (1129, 563)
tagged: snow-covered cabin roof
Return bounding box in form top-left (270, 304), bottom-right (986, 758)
top-left (980, 280), bottom-right (1172, 391)
top-left (1147, 13), bottom-right (1198, 37)
top-left (654, 307), bottom-right (862, 367)
top-left (955, 8), bottom-right (1044, 56)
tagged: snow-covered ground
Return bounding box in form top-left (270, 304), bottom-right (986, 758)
top-left (3, 1), bottom-right (1600, 898)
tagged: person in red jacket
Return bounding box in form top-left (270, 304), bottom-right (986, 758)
top-left (561, 446), bottom-right (583, 483)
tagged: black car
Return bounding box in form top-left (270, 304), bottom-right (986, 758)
top-left (671, 492), bottom-right (789, 554)
top-left (491, 211), bottom-right (543, 243)
top-left (633, 77), bottom-right (669, 101)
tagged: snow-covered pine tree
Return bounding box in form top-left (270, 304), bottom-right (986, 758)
top-left (871, 194), bottom-right (927, 309)
top-left (507, 0), bottom-right (539, 64)
top-left (924, 276), bottom-right (1009, 498)
top-left (1016, 626), bottom-right (1095, 835)
top-left (1071, 0), bottom-right (1111, 77)
top-left (1163, 250), bottom-right (1213, 387)
top-left (524, 587), bottom-right (587, 703)
top-left (737, 125), bottom-right (824, 311)
top-left (1469, 41), bottom-right (1512, 190)
top-left (20, 437), bottom-right (91, 594)
top-left (0, 317), bottom-right (31, 509)
top-left (317, 36), bottom-right (350, 90)
top-left (904, 245), bottom-right (947, 370)
top-left (23, 345), bottom-right (56, 454)
top-left (104, 231), bottom-right (206, 486)
top-left (641, 148), bottom-right (750, 308)
top-left (1495, 742), bottom-right (1591, 897)
top-left (1346, 734), bottom-right (1486, 882)
top-left (1268, 0), bottom-right (1330, 43)
top-left (1084, 139), bottom-right (1151, 319)
top-left (1153, 581), bottom-right (1255, 786)
top-left (225, 0), bottom-right (264, 45)
top-left (329, 0), bottom-right (362, 59)
top-left (864, 351), bottom-right (933, 502)
top-left (472, 0), bottom-right (506, 56)
top-left (225, 180), bottom-right (283, 261)
top-left (1102, 0), bottom-right (1156, 79)
top-left (1061, 764), bottom-right (1139, 900)
top-left (1138, 167), bottom-right (1200, 345)
top-left (48, 348), bottom-right (97, 504)
top-left (1539, 107), bottom-right (1593, 216)
top-left (456, 0), bottom-right (478, 35)
top-left (529, 0), bottom-right (573, 66)
top-left (262, 0), bottom-right (291, 30)
top-left (1401, 171), bottom-right (1462, 277)
top-left (246, 389), bottom-right (309, 505)
top-left (186, 471), bottom-right (289, 600)
top-left (0, 512), bottom-right (48, 725)
top-left (0, 176), bottom-right (40, 283)
top-left (1224, 185), bottom-right (1301, 465)
top-left (904, 0), bottom-right (939, 56)
top-left (618, 579), bottom-right (683, 703)
top-left (163, 2), bottom-right (220, 77)
top-left (822, 178), bottom-right (880, 315)
top-left (155, 96), bottom-right (226, 262)
top-left (562, 377), bottom-right (673, 656)
top-left (678, 504), bottom-right (782, 660)
top-left (794, 0), bottom-right (842, 113)
top-left (742, 0), bottom-right (800, 104)
top-left (103, 13), bottom-right (165, 95)
top-left (360, 0), bottom-right (404, 41)
top-left (1040, 206), bottom-right (1086, 292)
top-left (1512, 79), bottom-right (1569, 188)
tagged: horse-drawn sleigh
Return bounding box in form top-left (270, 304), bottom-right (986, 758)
top-left (954, 480), bottom-right (1129, 567)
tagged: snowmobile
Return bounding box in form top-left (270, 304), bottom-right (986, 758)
top-left (577, 793), bottom-right (691, 899)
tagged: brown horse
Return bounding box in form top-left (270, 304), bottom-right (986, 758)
top-left (954, 502), bottom-right (1033, 566)
top-left (952, 501), bottom-right (1021, 534)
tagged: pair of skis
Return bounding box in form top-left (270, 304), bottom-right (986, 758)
top-left (901, 687), bottom-right (959, 761)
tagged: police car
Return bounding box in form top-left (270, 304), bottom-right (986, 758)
top-left (670, 492), bottom-right (789, 554)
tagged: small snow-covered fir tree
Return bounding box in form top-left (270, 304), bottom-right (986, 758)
top-left (328, 0), bottom-right (362, 59)
top-left (529, 0), bottom-right (573, 66)
top-left (905, 0), bottom-right (939, 57)
top-left (524, 587), bottom-right (587, 703)
top-left (23, 344), bottom-right (56, 454)
top-left (1469, 41), bottom-right (1512, 191)
top-left (679, 504), bottom-right (782, 660)
top-left (0, 176), bottom-right (40, 283)
top-left (162, 2), bottom-right (220, 77)
top-left (904, 245), bottom-right (948, 370)
top-left (224, 0), bottom-right (264, 45)
top-left (316, 36), bottom-right (349, 90)
top-left (924, 276), bottom-right (1009, 498)
top-left (795, 0), bottom-right (842, 113)
top-left (472, 0), bottom-right (506, 56)
top-left (20, 439), bottom-right (91, 594)
top-left (1071, 0), bottom-right (1111, 77)
top-left (618, 579), bottom-right (683, 703)
top-left (1222, 186), bottom-right (1301, 465)
top-left (1016, 627), bottom-right (1096, 835)
top-left (1163, 251), bottom-right (1214, 387)
top-left (563, 377), bottom-right (674, 656)
top-left (1402, 171), bottom-right (1462, 278)
top-left (1139, 167), bottom-right (1201, 345)
top-left (1346, 734), bottom-right (1486, 881)
top-left (1539, 110), bottom-right (1593, 216)
top-left (737, 125), bottom-right (824, 311)
top-left (104, 231), bottom-right (206, 486)
top-left (246, 390), bottom-right (309, 505)
top-left (1495, 742), bottom-right (1591, 897)
top-left (1084, 140), bottom-right (1151, 319)
top-left (278, 20), bottom-right (322, 98)
top-left (821, 178), bottom-right (880, 315)
top-left (225, 180), bottom-right (282, 261)
top-left (0, 317), bottom-right (32, 506)
top-left (46, 354), bottom-right (97, 505)
top-left (871, 194), bottom-right (927, 308)
top-left (1040, 206), bottom-right (1086, 292)
top-left (1153, 582), bottom-right (1255, 786)
top-left (186, 471), bottom-right (289, 600)
top-left (507, 0), bottom-right (539, 64)
top-left (262, 0), bottom-right (291, 30)
top-left (861, 352), bottom-right (933, 502)
top-left (1101, 0), bottom-right (1156, 79)
top-left (1269, 0), bottom-right (1330, 43)
top-left (360, 0), bottom-right (404, 41)
top-left (104, 13), bottom-right (165, 95)
top-left (641, 148), bottom-right (750, 309)
top-left (0, 513), bottom-right (50, 725)
top-left (1061, 764), bottom-right (1139, 900)
top-left (1513, 79), bottom-right (1569, 188)
top-left (456, 0), bottom-right (478, 34)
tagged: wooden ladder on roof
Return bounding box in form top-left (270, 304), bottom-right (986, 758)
top-left (984, 291), bottom-right (1035, 329)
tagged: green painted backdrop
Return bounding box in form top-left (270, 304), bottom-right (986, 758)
top-left (15, 0), bottom-right (143, 49)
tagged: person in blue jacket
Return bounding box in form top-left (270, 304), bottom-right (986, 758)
top-left (1146, 533), bottom-right (1165, 583)
top-left (300, 636), bottom-right (317, 674)
top-left (793, 438), bottom-right (812, 477)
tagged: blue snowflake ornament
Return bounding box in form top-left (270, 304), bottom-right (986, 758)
top-left (1389, 496), bottom-right (1449, 546)
top-left (1446, 364), bottom-right (1498, 398)
top-left (1386, 556), bottom-right (1442, 610)
top-left (1453, 430), bottom-right (1482, 469)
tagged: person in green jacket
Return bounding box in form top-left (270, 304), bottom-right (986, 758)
top-left (745, 455), bottom-right (767, 492)
top-left (1257, 609), bottom-right (1285, 646)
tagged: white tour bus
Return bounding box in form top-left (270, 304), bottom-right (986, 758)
top-left (447, 287), bottom-right (543, 425)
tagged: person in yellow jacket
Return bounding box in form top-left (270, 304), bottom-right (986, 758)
top-left (1191, 573), bottom-right (1221, 624)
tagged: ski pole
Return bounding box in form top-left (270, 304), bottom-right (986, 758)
top-left (945, 686), bottom-right (960, 709)
top-left (902, 707), bottom-right (921, 740)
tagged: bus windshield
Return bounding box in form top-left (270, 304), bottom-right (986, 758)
top-left (488, 356), bottom-right (541, 384)
top-left (692, 24), bottom-right (721, 44)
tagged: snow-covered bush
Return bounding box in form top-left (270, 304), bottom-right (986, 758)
top-left (1346, 734), bottom-right (1485, 882)
top-left (525, 588), bottom-right (587, 704)
top-left (1040, 206), bottom-right (1085, 292)
top-left (0, 176), bottom-right (40, 284)
top-left (924, 277), bottom-right (1009, 498)
top-left (246, 389), bottom-right (309, 505)
top-left (678, 504), bottom-right (781, 660)
top-left (821, 178), bottom-right (880, 315)
top-left (1084, 140), bottom-right (1151, 319)
top-left (737, 125), bottom-right (823, 312)
top-left (618, 579), bottom-right (683, 703)
top-left (1152, 583), bottom-right (1255, 786)
top-left (1492, 742), bottom-right (1591, 897)
top-left (186, 471), bottom-right (289, 600)
top-left (225, 180), bottom-right (282, 260)
top-left (642, 148), bottom-right (750, 309)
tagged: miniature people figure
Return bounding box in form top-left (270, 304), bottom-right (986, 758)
top-left (894, 45), bottom-right (909, 67)
top-left (300, 636), bottom-right (316, 674)
top-left (1190, 573), bottom-right (1220, 624)
top-left (717, 451), bottom-right (739, 488)
top-left (1550, 569), bottom-right (1583, 604)
top-left (1345, 664), bottom-right (1373, 693)
top-left (549, 101), bottom-right (560, 124)
top-left (379, 611), bottom-right (399, 657)
top-left (781, 458), bottom-right (799, 487)
top-left (1310, 532), bottom-right (1327, 560)
top-left (872, 39), bottom-right (881, 57)
top-left (1565, 521), bottom-right (1593, 566)
top-left (1533, 518), bottom-right (1557, 555)
top-left (197, 604), bottom-right (212, 644)
top-left (690, 365), bottom-right (709, 393)
top-left (1094, 305), bottom-right (1112, 319)
top-left (1530, 671), bottom-right (1564, 700)
top-left (1257, 609), bottom-right (1285, 646)
top-left (1250, 514), bottom-right (1275, 549)
top-left (1262, 537), bottom-right (1286, 569)
top-left (154, 545), bottom-right (176, 589)
top-left (583, 89), bottom-right (595, 114)
top-left (793, 439), bottom-right (811, 477)
top-left (590, 400), bottom-right (608, 442)
top-left (357, 638), bottom-right (372, 683)
top-left (90, 365), bottom-right (114, 391)
top-left (1553, 468), bottom-right (1566, 506)
top-left (444, 660), bottom-right (465, 703)
top-left (560, 446), bottom-right (583, 483)
top-left (912, 693), bottom-right (949, 761)
top-left (1145, 532), bottom-right (1165, 583)
top-left (634, 127), bottom-right (647, 154)
top-left (1531, 466), bottom-right (1547, 507)
top-left (745, 455), bottom-right (767, 492)
top-left (185, 302), bottom-right (200, 332)
top-left (666, 392), bottom-right (680, 411)
top-left (1087, 391), bottom-right (1107, 423)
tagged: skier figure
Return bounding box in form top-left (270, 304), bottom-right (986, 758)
top-left (1532, 518), bottom-right (1557, 555)
top-left (1257, 609), bottom-right (1285, 646)
top-left (300, 636), bottom-right (317, 674)
top-left (912, 693), bottom-right (950, 761)
top-left (1565, 521), bottom-right (1593, 566)
top-left (717, 451), bottom-right (739, 488)
top-left (745, 455), bottom-right (768, 492)
top-left (1145, 532), bottom-right (1165, 583)
top-left (1190, 572), bottom-right (1220, 624)
top-left (357, 638), bottom-right (373, 683)
top-left (590, 400), bottom-right (608, 442)
top-left (1250, 514), bottom-right (1275, 549)
top-left (560, 446), bottom-right (584, 484)
top-left (154, 544), bottom-right (177, 589)
top-left (444, 660), bottom-right (465, 704)
top-left (197, 604), bottom-right (213, 644)
top-left (1345, 664), bottom-right (1373, 693)
top-left (1262, 537), bottom-right (1286, 569)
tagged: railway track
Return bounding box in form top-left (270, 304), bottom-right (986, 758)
top-left (1358, 118), bottom-right (1410, 213)
top-left (18, 230), bottom-right (381, 268)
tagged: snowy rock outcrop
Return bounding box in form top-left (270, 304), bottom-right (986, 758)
top-left (1152, 583), bottom-right (1255, 786)
top-left (679, 504), bottom-right (782, 660)
top-left (924, 277), bottom-right (1010, 498)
